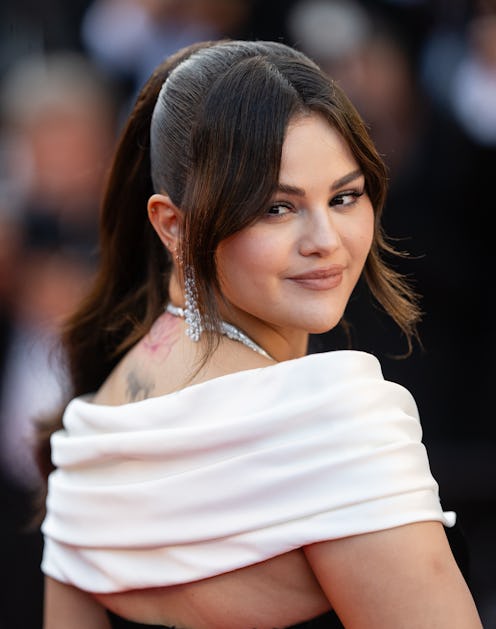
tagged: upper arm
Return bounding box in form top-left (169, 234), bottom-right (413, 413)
top-left (44, 576), bottom-right (111, 629)
top-left (304, 521), bottom-right (482, 629)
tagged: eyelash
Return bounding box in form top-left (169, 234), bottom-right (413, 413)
top-left (266, 203), bottom-right (293, 217)
top-left (266, 189), bottom-right (365, 217)
top-left (330, 190), bottom-right (365, 207)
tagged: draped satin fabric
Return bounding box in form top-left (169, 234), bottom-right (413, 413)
top-left (41, 350), bottom-right (455, 593)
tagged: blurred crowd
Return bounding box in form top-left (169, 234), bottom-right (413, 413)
top-left (0, 1), bottom-right (494, 627)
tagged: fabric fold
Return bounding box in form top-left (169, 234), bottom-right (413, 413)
top-left (41, 350), bottom-right (455, 593)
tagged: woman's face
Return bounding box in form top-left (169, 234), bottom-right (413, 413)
top-left (215, 113), bottom-right (374, 356)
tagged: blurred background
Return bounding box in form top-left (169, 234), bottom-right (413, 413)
top-left (0, 1), bottom-right (494, 627)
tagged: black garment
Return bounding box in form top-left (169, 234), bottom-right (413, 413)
top-left (107, 609), bottom-right (343, 628)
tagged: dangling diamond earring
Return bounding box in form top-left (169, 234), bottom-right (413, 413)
top-left (183, 265), bottom-right (202, 341)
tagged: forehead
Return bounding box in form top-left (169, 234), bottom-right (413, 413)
top-left (280, 113), bottom-right (357, 184)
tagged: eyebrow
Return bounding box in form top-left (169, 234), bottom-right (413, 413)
top-left (276, 168), bottom-right (364, 197)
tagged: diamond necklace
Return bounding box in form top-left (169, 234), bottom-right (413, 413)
top-left (165, 303), bottom-right (273, 360)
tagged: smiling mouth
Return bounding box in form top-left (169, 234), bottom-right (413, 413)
top-left (288, 268), bottom-right (344, 290)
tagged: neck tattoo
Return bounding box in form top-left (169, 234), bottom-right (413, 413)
top-left (165, 304), bottom-right (274, 360)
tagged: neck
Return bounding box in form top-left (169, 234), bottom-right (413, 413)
top-left (219, 301), bottom-right (309, 362)
top-left (215, 305), bottom-right (309, 363)
top-left (166, 304), bottom-right (277, 361)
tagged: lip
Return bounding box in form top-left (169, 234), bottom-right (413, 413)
top-left (287, 266), bottom-right (344, 290)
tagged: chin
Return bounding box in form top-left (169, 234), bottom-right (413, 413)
top-left (307, 324), bottom-right (340, 335)
top-left (291, 299), bottom-right (348, 334)
top-left (301, 315), bottom-right (343, 335)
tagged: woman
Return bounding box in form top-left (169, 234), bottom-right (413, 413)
top-left (38, 40), bottom-right (482, 628)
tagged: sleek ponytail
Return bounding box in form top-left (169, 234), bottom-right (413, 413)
top-left (35, 41), bottom-right (216, 483)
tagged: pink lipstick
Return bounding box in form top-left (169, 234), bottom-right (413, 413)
top-left (288, 266), bottom-right (344, 290)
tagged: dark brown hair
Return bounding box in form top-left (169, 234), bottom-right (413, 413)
top-left (35, 39), bottom-right (420, 485)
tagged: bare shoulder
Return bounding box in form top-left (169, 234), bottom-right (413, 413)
top-left (304, 521), bottom-right (483, 628)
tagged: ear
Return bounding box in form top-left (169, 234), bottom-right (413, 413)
top-left (147, 193), bottom-right (183, 253)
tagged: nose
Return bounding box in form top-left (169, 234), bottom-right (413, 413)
top-left (298, 207), bottom-right (341, 257)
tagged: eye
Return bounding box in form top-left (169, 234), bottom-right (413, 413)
top-left (265, 203), bottom-right (293, 217)
top-left (330, 190), bottom-right (365, 207)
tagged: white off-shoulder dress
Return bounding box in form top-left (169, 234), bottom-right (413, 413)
top-left (41, 350), bottom-right (455, 593)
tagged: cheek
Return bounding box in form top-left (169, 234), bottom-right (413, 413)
top-left (341, 208), bottom-right (375, 264)
top-left (216, 232), bottom-right (266, 286)
top-left (357, 206), bottom-right (375, 252)
top-left (216, 228), bottom-right (292, 304)
top-left (360, 218), bottom-right (375, 257)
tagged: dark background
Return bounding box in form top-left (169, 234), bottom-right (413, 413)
top-left (0, 1), bottom-right (494, 627)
